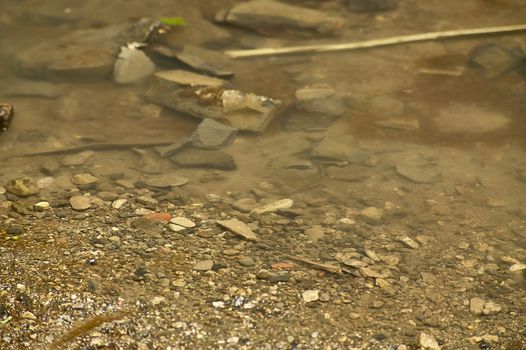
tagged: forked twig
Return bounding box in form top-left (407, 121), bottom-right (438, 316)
top-left (225, 24), bottom-right (526, 58)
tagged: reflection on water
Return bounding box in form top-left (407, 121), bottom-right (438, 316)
top-left (1, 0), bottom-right (525, 349)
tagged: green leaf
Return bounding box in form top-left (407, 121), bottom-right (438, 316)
top-left (159, 17), bottom-right (187, 27)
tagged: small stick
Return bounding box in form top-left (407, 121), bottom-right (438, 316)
top-left (225, 23), bottom-right (526, 58)
top-left (285, 254), bottom-right (342, 275)
top-left (9, 141), bottom-right (177, 158)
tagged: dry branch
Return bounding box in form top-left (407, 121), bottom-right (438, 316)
top-left (225, 24), bottom-right (526, 58)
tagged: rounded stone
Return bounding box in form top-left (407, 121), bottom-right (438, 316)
top-left (70, 196), bottom-right (92, 211)
top-left (5, 177), bottom-right (39, 197)
top-left (193, 260), bottom-right (214, 271)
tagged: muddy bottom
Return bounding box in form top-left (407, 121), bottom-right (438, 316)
top-left (1, 0), bottom-right (526, 349)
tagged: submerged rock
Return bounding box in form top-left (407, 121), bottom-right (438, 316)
top-left (17, 18), bottom-right (157, 80)
top-left (170, 148), bottom-right (236, 170)
top-left (283, 90), bottom-right (349, 131)
top-left (191, 118), bottom-right (238, 149)
top-left (5, 177), bottom-right (39, 197)
top-left (152, 45), bottom-right (233, 77)
top-left (217, 218), bottom-right (258, 241)
top-left (433, 103), bottom-right (510, 134)
top-left (469, 43), bottom-right (524, 78)
top-left (6, 80), bottom-right (65, 99)
top-left (347, 0), bottom-right (398, 12)
top-left (216, 0), bottom-right (345, 35)
top-left (147, 70), bottom-right (281, 132)
top-left (113, 46), bottom-right (155, 84)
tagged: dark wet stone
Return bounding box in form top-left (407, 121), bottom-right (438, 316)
top-left (171, 148), bottom-right (236, 170)
top-left (0, 103), bottom-right (15, 132)
top-left (347, 0), bottom-right (398, 12)
top-left (6, 226), bottom-right (24, 235)
top-left (283, 95), bottom-right (348, 131)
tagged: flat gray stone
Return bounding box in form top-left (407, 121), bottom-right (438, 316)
top-left (217, 218), bottom-right (258, 241)
top-left (171, 148), bottom-right (236, 170)
top-left (191, 118), bottom-right (238, 149)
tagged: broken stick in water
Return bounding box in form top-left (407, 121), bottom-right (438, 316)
top-left (225, 23), bottom-right (526, 58)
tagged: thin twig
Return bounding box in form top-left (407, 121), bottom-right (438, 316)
top-left (9, 141), bottom-right (176, 158)
top-left (225, 23), bottom-right (526, 58)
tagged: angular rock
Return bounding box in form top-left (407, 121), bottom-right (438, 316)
top-left (154, 137), bottom-right (191, 158)
top-left (147, 70), bottom-right (281, 132)
top-left (302, 290), bottom-right (320, 303)
top-left (152, 45), bottom-right (234, 77)
top-left (191, 118), bottom-right (238, 149)
top-left (217, 218), bottom-right (258, 241)
top-left (5, 177), bottom-right (39, 197)
top-left (70, 196), bottom-right (91, 211)
top-left (398, 236), bottom-right (420, 249)
top-left (113, 46), bottom-right (155, 84)
top-left (216, 0), bottom-right (345, 35)
top-left (171, 148), bottom-right (236, 170)
top-left (17, 18), bottom-right (157, 80)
